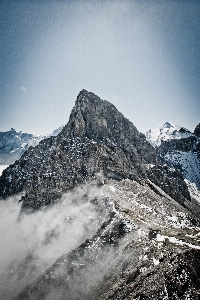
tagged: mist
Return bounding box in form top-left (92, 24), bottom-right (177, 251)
top-left (0, 184), bottom-right (110, 299)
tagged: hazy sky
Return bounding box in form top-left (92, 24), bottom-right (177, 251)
top-left (1, 0), bottom-right (200, 135)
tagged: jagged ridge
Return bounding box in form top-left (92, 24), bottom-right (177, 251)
top-left (0, 90), bottom-right (190, 209)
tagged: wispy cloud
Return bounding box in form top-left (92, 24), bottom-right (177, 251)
top-left (0, 183), bottom-right (108, 300)
top-left (21, 86), bottom-right (27, 92)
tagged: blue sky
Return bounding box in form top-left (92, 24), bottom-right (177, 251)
top-left (1, 0), bottom-right (200, 135)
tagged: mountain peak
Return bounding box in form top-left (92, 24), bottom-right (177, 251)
top-left (162, 121), bottom-right (175, 128)
top-left (67, 90), bottom-right (140, 146)
top-left (76, 89), bottom-right (102, 105)
top-left (1, 91), bottom-right (200, 300)
top-left (0, 91), bottom-right (191, 211)
top-left (162, 122), bottom-right (181, 130)
top-left (77, 89), bottom-right (89, 99)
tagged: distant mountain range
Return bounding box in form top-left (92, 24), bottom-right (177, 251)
top-left (0, 126), bottom-right (64, 165)
top-left (0, 90), bottom-right (200, 300)
top-left (145, 121), bottom-right (195, 148)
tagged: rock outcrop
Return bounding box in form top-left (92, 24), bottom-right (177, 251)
top-left (194, 123), bottom-right (200, 137)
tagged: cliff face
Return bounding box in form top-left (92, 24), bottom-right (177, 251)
top-left (64, 90), bottom-right (153, 161)
top-left (0, 90), bottom-right (190, 209)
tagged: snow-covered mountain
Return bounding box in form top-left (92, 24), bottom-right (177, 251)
top-left (0, 126), bottom-right (64, 165)
top-left (145, 122), bottom-right (200, 203)
top-left (145, 122), bottom-right (193, 148)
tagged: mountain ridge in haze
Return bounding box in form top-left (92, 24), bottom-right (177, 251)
top-left (0, 125), bottom-right (64, 165)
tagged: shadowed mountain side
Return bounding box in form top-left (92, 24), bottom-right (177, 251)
top-left (0, 90), bottom-right (190, 210)
top-left (194, 123), bottom-right (200, 137)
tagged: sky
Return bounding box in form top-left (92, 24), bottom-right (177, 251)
top-left (1, 0), bottom-right (200, 136)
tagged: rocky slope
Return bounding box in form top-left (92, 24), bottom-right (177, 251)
top-left (0, 90), bottom-right (191, 211)
top-left (1, 90), bottom-right (200, 300)
top-left (4, 179), bottom-right (199, 300)
top-left (194, 123), bottom-right (200, 137)
top-left (0, 126), bottom-right (64, 165)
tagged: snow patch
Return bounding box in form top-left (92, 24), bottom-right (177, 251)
top-left (156, 234), bottom-right (200, 249)
top-left (152, 257), bottom-right (160, 265)
top-left (164, 151), bottom-right (200, 190)
top-left (184, 179), bottom-right (200, 204)
top-left (109, 186), bottom-right (116, 193)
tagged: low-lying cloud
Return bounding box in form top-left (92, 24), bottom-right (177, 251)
top-left (0, 184), bottom-right (108, 300)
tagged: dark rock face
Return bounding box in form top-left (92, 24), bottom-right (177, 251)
top-left (0, 90), bottom-right (190, 209)
top-left (194, 123), bottom-right (200, 137)
top-left (98, 249), bottom-right (200, 300)
top-left (66, 91), bottom-right (153, 162)
top-left (159, 136), bottom-right (198, 154)
top-left (157, 132), bottom-right (200, 191)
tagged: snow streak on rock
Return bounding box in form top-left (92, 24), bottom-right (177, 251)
top-left (164, 150), bottom-right (200, 190)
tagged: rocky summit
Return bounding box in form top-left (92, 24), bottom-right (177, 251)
top-left (0, 90), bottom-right (191, 210)
top-left (0, 90), bottom-right (200, 300)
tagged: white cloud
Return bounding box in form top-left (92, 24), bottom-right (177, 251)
top-left (0, 184), bottom-right (108, 300)
top-left (21, 86), bottom-right (27, 92)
